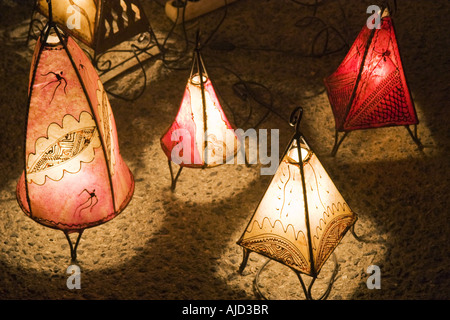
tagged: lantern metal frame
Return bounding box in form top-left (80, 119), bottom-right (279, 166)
top-left (166, 34), bottom-right (206, 191)
top-left (237, 107), bottom-right (358, 300)
top-left (165, 32), bottom-right (244, 190)
top-left (327, 6), bottom-right (424, 157)
top-left (20, 0), bottom-right (135, 262)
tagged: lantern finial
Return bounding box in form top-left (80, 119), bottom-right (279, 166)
top-left (289, 106), bottom-right (304, 135)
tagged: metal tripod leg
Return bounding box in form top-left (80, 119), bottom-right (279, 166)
top-left (405, 125), bottom-right (424, 151)
top-left (331, 130), bottom-right (349, 157)
top-left (238, 247), bottom-right (251, 274)
top-left (295, 253), bottom-right (339, 300)
top-left (249, 253), bottom-right (339, 300)
top-left (168, 160), bottom-right (183, 191)
top-left (243, 150), bottom-right (252, 168)
top-left (64, 230), bottom-right (84, 262)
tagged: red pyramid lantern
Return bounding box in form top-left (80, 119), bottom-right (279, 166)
top-left (237, 107), bottom-right (357, 300)
top-left (324, 9), bottom-right (423, 156)
top-left (16, 1), bottom-right (134, 261)
top-left (160, 35), bottom-right (240, 190)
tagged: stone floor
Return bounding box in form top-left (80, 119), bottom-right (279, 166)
top-left (0, 0), bottom-right (449, 301)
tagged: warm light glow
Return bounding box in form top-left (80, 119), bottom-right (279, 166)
top-left (286, 144), bottom-right (310, 164)
top-left (324, 14), bottom-right (418, 131)
top-left (161, 73), bottom-right (240, 168)
top-left (190, 74), bottom-right (208, 86)
top-left (35, 0), bottom-right (150, 55)
top-left (16, 27), bottom-right (134, 232)
top-left (46, 33), bottom-right (61, 44)
top-left (238, 138), bottom-right (357, 276)
top-left (37, 0), bottom-right (98, 47)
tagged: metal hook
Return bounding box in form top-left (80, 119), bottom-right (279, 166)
top-left (195, 29), bottom-right (201, 52)
top-left (383, 0), bottom-right (397, 17)
top-left (289, 106), bottom-right (304, 135)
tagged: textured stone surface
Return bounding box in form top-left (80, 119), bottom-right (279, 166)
top-left (0, 0), bottom-right (448, 300)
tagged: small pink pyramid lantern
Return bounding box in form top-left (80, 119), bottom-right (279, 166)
top-left (160, 33), bottom-right (241, 190)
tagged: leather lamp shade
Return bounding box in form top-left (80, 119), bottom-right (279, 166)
top-left (16, 21), bottom-right (134, 259)
top-left (324, 10), bottom-right (420, 155)
top-left (160, 45), bottom-right (240, 189)
top-left (238, 109), bottom-right (357, 278)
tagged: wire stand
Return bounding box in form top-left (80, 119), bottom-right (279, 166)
top-left (350, 224), bottom-right (365, 243)
top-left (63, 230), bottom-right (84, 262)
top-left (239, 248), bottom-right (339, 300)
top-left (350, 221), bottom-right (385, 244)
top-left (168, 161), bottom-right (184, 191)
top-left (331, 130), bottom-right (350, 157)
top-left (90, 38), bottom-right (155, 101)
top-left (405, 124), bottom-right (424, 151)
top-left (331, 124), bottom-right (424, 157)
top-left (295, 253), bottom-right (339, 301)
top-left (238, 247), bottom-right (251, 274)
top-left (89, 24), bottom-right (161, 86)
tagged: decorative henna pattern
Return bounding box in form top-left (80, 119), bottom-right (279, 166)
top-left (324, 16), bottom-right (418, 132)
top-left (26, 112), bottom-right (101, 185)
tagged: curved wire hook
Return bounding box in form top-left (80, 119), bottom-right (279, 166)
top-left (252, 253), bottom-right (339, 300)
top-left (289, 106), bottom-right (304, 136)
top-left (383, 0), bottom-right (397, 17)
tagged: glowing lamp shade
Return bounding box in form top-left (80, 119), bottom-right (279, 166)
top-left (324, 10), bottom-right (421, 155)
top-left (238, 108), bottom-right (357, 299)
top-left (160, 45), bottom-right (240, 189)
top-left (16, 22), bottom-right (134, 261)
top-left (34, 0), bottom-right (150, 56)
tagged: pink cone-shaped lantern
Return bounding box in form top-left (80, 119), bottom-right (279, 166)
top-left (324, 9), bottom-right (422, 156)
top-left (160, 36), bottom-right (240, 189)
top-left (16, 3), bottom-right (134, 261)
top-left (238, 108), bottom-right (357, 300)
